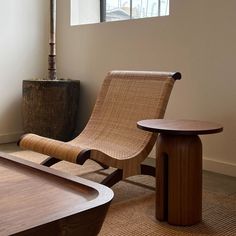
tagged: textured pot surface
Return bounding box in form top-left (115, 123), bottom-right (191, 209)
top-left (22, 79), bottom-right (80, 141)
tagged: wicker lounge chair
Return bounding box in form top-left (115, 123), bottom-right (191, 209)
top-left (18, 70), bottom-right (181, 187)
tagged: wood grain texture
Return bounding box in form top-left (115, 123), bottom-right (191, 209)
top-left (137, 119), bottom-right (223, 135)
top-left (156, 134), bottom-right (202, 226)
top-left (156, 145), bottom-right (168, 221)
top-left (138, 119), bottom-right (223, 226)
top-left (0, 152), bottom-right (113, 236)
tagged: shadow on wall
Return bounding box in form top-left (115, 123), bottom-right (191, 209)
top-left (75, 80), bottom-right (99, 135)
top-left (0, 96), bottom-right (23, 142)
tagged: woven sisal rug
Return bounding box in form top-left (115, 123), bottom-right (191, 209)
top-left (11, 151), bottom-right (236, 236)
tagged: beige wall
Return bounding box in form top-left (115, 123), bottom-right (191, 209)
top-left (0, 0), bottom-right (49, 142)
top-left (57, 0), bottom-right (235, 176)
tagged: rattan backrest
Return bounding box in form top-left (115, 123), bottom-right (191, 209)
top-left (72, 71), bottom-right (179, 167)
top-left (19, 70), bottom-right (180, 178)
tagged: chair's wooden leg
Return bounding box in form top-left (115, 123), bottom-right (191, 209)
top-left (40, 157), bottom-right (61, 167)
top-left (76, 150), bottom-right (109, 169)
top-left (141, 164), bottom-right (156, 177)
top-left (76, 149), bottom-right (91, 165)
top-left (100, 169), bottom-right (123, 187)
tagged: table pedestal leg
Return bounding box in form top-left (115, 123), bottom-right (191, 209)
top-left (156, 134), bottom-right (202, 226)
top-left (156, 137), bottom-right (168, 221)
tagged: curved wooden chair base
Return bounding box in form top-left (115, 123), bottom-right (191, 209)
top-left (40, 157), bottom-right (61, 167)
top-left (101, 164), bottom-right (155, 187)
top-left (19, 71), bottom-right (181, 188)
top-left (101, 169), bottom-right (123, 187)
top-left (40, 157), bottom-right (155, 187)
top-left (141, 164), bottom-right (156, 177)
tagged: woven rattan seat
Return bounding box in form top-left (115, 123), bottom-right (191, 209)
top-left (19, 70), bottom-right (181, 187)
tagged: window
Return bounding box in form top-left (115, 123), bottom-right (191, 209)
top-left (71, 0), bottom-right (100, 25)
top-left (70, 0), bottom-right (169, 26)
top-left (101, 0), bottom-right (169, 22)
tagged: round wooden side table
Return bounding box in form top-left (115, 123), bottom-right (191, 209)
top-left (137, 119), bottom-right (223, 226)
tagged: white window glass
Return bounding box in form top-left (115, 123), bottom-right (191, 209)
top-left (70, 0), bottom-right (169, 26)
top-left (71, 0), bottom-right (100, 25)
top-left (160, 0), bottom-right (169, 16)
top-left (106, 0), bottom-right (131, 22)
top-left (105, 0), bottom-right (169, 21)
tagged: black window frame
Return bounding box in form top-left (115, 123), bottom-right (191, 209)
top-left (100, 0), bottom-right (106, 22)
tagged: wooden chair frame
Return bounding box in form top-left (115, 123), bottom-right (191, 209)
top-left (19, 70), bottom-right (181, 187)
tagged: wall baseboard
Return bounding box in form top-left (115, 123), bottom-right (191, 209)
top-left (203, 157), bottom-right (236, 178)
top-left (147, 153), bottom-right (236, 177)
top-left (1, 134), bottom-right (235, 177)
top-left (0, 132), bottom-right (23, 144)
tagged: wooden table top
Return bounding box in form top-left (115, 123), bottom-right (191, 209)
top-left (137, 119), bottom-right (223, 135)
top-left (0, 152), bottom-right (113, 236)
